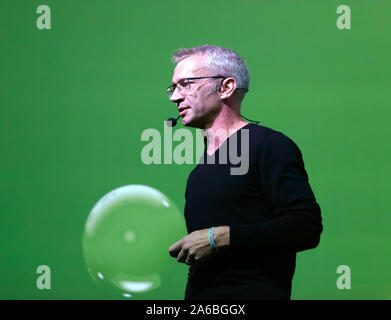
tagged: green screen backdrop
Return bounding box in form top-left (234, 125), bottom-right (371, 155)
top-left (0, 0), bottom-right (390, 299)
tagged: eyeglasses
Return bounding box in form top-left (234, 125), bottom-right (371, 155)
top-left (166, 76), bottom-right (249, 98)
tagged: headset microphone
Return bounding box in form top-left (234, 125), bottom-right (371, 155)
top-left (165, 114), bottom-right (259, 127)
top-left (166, 115), bottom-right (181, 127)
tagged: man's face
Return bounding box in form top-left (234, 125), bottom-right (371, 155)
top-left (169, 55), bottom-right (222, 128)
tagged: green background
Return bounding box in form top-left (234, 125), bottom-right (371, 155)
top-left (1, 0), bottom-right (390, 299)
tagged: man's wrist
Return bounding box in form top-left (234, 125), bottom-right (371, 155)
top-left (213, 226), bottom-right (230, 250)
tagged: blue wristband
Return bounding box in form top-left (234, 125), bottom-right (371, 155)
top-left (209, 227), bottom-right (219, 252)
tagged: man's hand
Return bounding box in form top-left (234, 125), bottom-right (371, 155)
top-left (168, 226), bottom-right (230, 266)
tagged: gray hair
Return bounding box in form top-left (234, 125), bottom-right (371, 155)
top-left (171, 45), bottom-right (250, 102)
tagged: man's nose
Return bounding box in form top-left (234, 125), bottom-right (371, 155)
top-left (169, 88), bottom-right (184, 103)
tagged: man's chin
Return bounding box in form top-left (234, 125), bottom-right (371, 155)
top-left (182, 118), bottom-right (199, 129)
top-left (181, 116), bottom-right (192, 127)
top-left (182, 115), bottom-right (205, 129)
top-left (182, 116), bottom-right (204, 129)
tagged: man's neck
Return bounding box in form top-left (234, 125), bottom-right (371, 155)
top-left (202, 115), bottom-right (249, 155)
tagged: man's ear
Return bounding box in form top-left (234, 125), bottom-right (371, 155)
top-left (219, 77), bottom-right (237, 100)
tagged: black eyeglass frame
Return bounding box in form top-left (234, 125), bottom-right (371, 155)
top-left (166, 76), bottom-right (249, 96)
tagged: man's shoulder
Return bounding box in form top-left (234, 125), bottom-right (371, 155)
top-left (246, 123), bottom-right (299, 151)
top-left (246, 123), bottom-right (284, 140)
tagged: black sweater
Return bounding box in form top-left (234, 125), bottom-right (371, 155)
top-left (183, 123), bottom-right (323, 300)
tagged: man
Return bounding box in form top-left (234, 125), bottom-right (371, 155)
top-left (168, 45), bottom-right (323, 300)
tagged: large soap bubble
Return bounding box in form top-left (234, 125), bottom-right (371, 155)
top-left (82, 185), bottom-right (187, 299)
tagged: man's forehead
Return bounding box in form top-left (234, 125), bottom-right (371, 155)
top-left (172, 55), bottom-right (208, 81)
